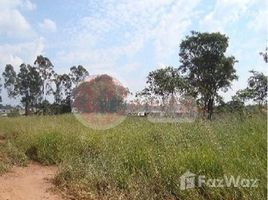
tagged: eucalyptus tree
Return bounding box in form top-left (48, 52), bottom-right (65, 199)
top-left (2, 64), bottom-right (42, 115)
top-left (34, 55), bottom-right (54, 101)
top-left (69, 65), bottom-right (89, 87)
top-left (54, 73), bottom-right (72, 104)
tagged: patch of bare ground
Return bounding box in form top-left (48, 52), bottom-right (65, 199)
top-left (0, 162), bottom-right (63, 200)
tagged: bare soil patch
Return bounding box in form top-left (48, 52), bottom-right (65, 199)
top-left (0, 162), bottom-right (62, 200)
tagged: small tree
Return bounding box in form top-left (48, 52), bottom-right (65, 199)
top-left (179, 31), bottom-right (237, 119)
top-left (260, 46), bottom-right (268, 63)
top-left (235, 70), bottom-right (267, 106)
top-left (141, 66), bottom-right (186, 106)
top-left (70, 65), bottom-right (89, 87)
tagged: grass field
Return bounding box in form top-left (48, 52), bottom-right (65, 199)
top-left (0, 113), bottom-right (266, 199)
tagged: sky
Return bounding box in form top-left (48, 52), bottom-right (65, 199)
top-left (0, 0), bottom-right (267, 105)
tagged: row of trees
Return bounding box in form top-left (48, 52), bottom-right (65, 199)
top-left (1, 56), bottom-right (89, 115)
top-left (137, 31), bottom-right (267, 119)
top-left (0, 31), bottom-right (266, 119)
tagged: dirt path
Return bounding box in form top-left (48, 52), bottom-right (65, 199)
top-left (0, 162), bottom-right (63, 200)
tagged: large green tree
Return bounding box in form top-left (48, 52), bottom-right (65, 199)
top-left (179, 31), bottom-right (237, 119)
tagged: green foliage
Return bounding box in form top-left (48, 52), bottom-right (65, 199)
top-left (2, 64), bottom-right (43, 115)
top-left (141, 66), bottom-right (186, 98)
top-left (53, 73), bottom-right (72, 104)
top-left (259, 46), bottom-right (268, 63)
top-left (34, 55), bottom-right (54, 100)
top-left (179, 31), bottom-right (238, 119)
top-left (2, 56), bottom-right (90, 115)
top-left (235, 70), bottom-right (267, 105)
top-left (70, 65), bottom-right (89, 86)
top-left (217, 100), bottom-right (245, 113)
top-left (0, 114), bottom-right (266, 199)
top-left (2, 64), bottom-right (17, 97)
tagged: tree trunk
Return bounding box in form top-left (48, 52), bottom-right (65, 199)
top-left (202, 100), bottom-right (208, 119)
top-left (207, 98), bottom-right (214, 120)
top-left (25, 96), bottom-right (29, 116)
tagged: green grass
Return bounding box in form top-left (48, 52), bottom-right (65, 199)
top-left (0, 113), bottom-right (266, 199)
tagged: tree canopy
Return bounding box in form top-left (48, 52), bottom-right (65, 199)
top-left (2, 56), bottom-right (89, 115)
top-left (235, 70), bottom-right (267, 106)
top-left (2, 64), bottom-right (42, 115)
top-left (179, 31), bottom-right (237, 119)
top-left (73, 74), bottom-right (128, 113)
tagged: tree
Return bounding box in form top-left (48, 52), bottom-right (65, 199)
top-left (217, 99), bottom-right (244, 113)
top-left (72, 74), bottom-right (128, 113)
top-left (140, 66), bottom-right (187, 107)
top-left (233, 89), bottom-right (252, 103)
top-left (2, 64), bottom-right (42, 115)
top-left (34, 55), bottom-right (54, 101)
top-left (179, 31), bottom-right (238, 119)
top-left (69, 65), bottom-right (89, 87)
top-left (54, 73), bottom-right (72, 104)
top-left (260, 46), bottom-right (268, 63)
top-left (2, 64), bottom-right (17, 97)
top-left (235, 70), bottom-right (267, 106)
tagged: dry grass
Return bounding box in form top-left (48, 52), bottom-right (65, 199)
top-left (0, 112), bottom-right (266, 199)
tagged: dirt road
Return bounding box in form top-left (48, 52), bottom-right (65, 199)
top-left (0, 162), bottom-right (62, 200)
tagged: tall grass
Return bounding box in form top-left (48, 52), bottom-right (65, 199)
top-left (0, 113), bottom-right (266, 199)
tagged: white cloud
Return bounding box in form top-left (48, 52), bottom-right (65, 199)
top-left (247, 9), bottom-right (268, 33)
top-left (150, 0), bottom-right (200, 61)
top-left (55, 0), bottom-right (201, 95)
top-left (39, 19), bottom-right (57, 32)
top-left (23, 0), bottom-right (36, 10)
top-left (0, 0), bottom-right (35, 38)
top-left (0, 38), bottom-right (45, 71)
top-left (0, 8), bottom-right (32, 38)
top-left (200, 0), bottom-right (253, 32)
top-left (0, 0), bottom-right (42, 72)
top-left (60, 0), bottom-right (200, 66)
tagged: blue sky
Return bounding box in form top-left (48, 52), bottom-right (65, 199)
top-left (0, 0), bottom-right (267, 104)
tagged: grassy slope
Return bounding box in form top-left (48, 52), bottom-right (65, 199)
top-left (0, 113), bottom-right (266, 199)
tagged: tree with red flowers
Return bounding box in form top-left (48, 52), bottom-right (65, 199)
top-left (73, 74), bottom-right (128, 113)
